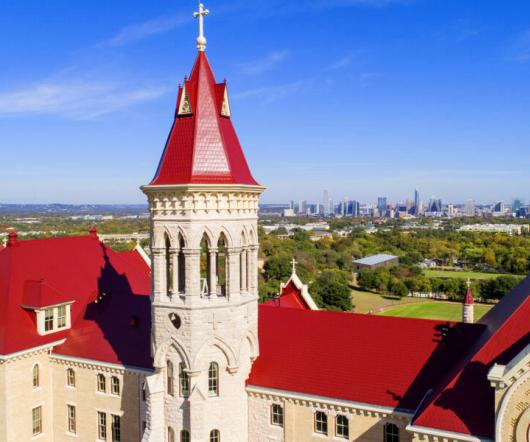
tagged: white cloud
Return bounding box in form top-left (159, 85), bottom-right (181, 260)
top-left (238, 50), bottom-right (289, 75)
top-left (105, 15), bottom-right (188, 47)
top-left (0, 80), bottom-right (171, 120)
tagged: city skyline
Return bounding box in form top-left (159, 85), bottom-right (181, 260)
top-left (1, 1), bottom-right (530, 204)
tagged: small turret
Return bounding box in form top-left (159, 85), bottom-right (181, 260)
top-left (462, 279), bottom-right (474, 324)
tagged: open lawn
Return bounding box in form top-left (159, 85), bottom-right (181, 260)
top-left (378, 302), bottom-right (493, 323)
top-left (352, 288), bottom-right (427, 314)
top-left (424, 269), bottom-right (508, 280)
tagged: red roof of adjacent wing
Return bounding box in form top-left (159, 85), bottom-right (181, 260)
top-left (262, 280), bottom-right (311, 309)
top-left (248, 306), bottom-right (483, 411)
top-left (413, 275), bottom-right (530, 438)
top-left (0, 235), bottom-right (152, 368)
top-left (150, 52), bottom-right (259, 186)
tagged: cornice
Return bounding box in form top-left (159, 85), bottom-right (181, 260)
top-left (141, 183), bottom-right (266, 194)
top-left (50, 353), bottom-right (154, 376)
top-left (0, 340), bottom-right (65, 364)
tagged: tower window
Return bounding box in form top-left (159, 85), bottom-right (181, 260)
top-left (335, 414), bottom-right (349, 439)
top-left (97, 374), bottom-right (106, 393)
top-left (384, 423), bottom-right (399, 442)
top-left (180, 429), bottom-right (190, 442)
top-left (32, 406), bottom-right (42, 436)
top-left (314, 411), bottom-right (328, 435)
top-left (208, 362), bottom-right (219, 396)
top-left (216, 234), bottom-right (227, 296)
top-left (111, 376), bottom-right (120, 396)
top-left (179, 363), bottom-right (189, 397)
top-left (167, 361), bottom-right (174, 396)
top-left (67, 368), bottom-right (76, 387)
top-left (165, 235), bottom-right (173, 295)
top-left (168, 427), bottom-right (175, 442)
top-left (32, 364), bottom-right (40, 388)
top-left (271, 404), bottom-right (283, 427)
top-left (210, 429), bottom-right (220, 442)
top-left (178, 236), bottom-right (186, 293)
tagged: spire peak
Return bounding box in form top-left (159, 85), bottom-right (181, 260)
top-left (193, 3), bottom-right (210, 52)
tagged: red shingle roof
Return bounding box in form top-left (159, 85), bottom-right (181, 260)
top-left (262, 280), bottom-right (311, 310)
top-left (22, 279), bottom-right (73, 309)
top-left (412, 275), bottom-right (530, 438)
top-left (248, 307), bottom-right (483, 411)
top-left (150, 52), bottom-right (259, 186)
top-left (0, 235), bottom-right (152, 368)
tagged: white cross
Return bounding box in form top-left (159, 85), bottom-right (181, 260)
top-left (193, 3), bottom-right (210, 51)
top-left (291, 258), bottom-right (298, 274)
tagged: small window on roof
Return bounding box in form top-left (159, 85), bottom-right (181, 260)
top-left (57, 305), bottom-right (67, 328)
top-left (44, 308), bottom-right (54, 331)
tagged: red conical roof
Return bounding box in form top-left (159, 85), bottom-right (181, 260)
top-left (150, 52), bottom-right (259, 186)
top-left (463, 286), bottom-right (474, 305)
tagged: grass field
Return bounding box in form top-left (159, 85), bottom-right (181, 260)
top-left (352, 288), bottom-right (427, 314)
top-left (424, 269), bottom-right (506, 280)
top-left (378, 302), bottom-right (493, 322)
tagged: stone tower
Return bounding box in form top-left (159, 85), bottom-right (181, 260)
top-left (462, 279), bottom-right (474, 324)
top-left (141, 5), bottom-right (264, 441)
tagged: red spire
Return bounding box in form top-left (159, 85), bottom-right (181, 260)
top-left (150, 52), bottom-right (259, 186)
top-left (464, 283), bottom-right (474, 305)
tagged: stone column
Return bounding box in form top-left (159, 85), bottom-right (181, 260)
top-left (170, 247), bottom-right (179, 298)
top-left (240, 248), bottom-right (247, 292)
top-left (209, 248), bottom-right (218, 297)
top-left (249, 245), bottom-right (259, 296)
top-left (151, 248), bottom-right (167, 303)
top-left (142, 372), bottom-right (165, 442)
top-left (184, 249), bottom-right (201, 306)
top-left (227, 247), bottom-right (241, 299)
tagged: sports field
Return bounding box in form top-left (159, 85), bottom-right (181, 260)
top-left (378, 302), bottom-right (493, 322)
top-left (424, 269), bottom-right (505, 280)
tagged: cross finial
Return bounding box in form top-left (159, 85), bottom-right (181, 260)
top-left (291, 258), bottom-right (298, 275)
top-left (193, 3), bottom-right (210, 52)
top-left (466, 278), bottom-right (471, 288)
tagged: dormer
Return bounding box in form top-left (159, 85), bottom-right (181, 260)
top-left (22, 279), bottom-right (74, 335)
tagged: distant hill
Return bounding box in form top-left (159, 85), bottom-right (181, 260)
top-left (0, 203), bottom-right (148, 215)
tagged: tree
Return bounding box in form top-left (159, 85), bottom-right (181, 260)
top-left (390, 280), bottom-right (409, 298)
top-left (311, 270), bottom-right (352, 311)
top-left (263, 254), bottom-right (292, 282)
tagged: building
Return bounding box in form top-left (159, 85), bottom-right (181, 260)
top-left (413, 189), bottom-right (420, 215)
top-left (377, 197), bottom-right (388, 217)
top-left (1, 5), bottom-right (529, 442)
top-left (352, 253), bottom-right (400, 271)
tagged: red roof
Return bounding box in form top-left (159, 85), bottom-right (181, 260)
top-left (463, 286), bottom-right (474, 305)
top-left (262, 280), bottom-right (311, 310)
top-left (0, 235), bottom-right (152, 368)
top-left (248, 307), bottom-right (483, 411)
top-left (150, 52), bottom-right (259, 186)
top-left (22, 279), bottom-right (73, 309)
top-left (413, 275), bottom-right (530, 438)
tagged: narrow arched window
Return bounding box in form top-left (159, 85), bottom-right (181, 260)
top-left (97, 374), bottom-right (106, 392)
top-left (111, 376), bottom-right (120, 395)
top-left (209, 429), bottom-right (220, 442)
top-left (314, 411), bottom-right (328, 435)
top-left (179, 363), bottom-right (189, 398)
top-left (216, 234), bottom-right (227, 296)
top-left (271, 404), bottom-right (283, 427)
top-left (384, 423), bottom-right (400, 442)
top-left (66, 368), bottom-right (76, 387)
top-left (167, 427), bottom-right (175, 442)
top-left (32, 364), bottom-right (40, 388)
top-left (165, 234), bottom-right (172, 294)
top-left (167, 361), bottom-right (174, 396)
top-left (180, 429), bottom-right (190, 442)
top-left (178, 236), bottom-right (186, 293)
top-left (335, 414), bottom-right (349, 439)
top-left (200, 234), bottom-right (211, 297)
top-left (208, 362), bottom-right (219, 396)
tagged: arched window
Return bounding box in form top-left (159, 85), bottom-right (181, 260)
top-left (209, 429), bottom-right (220, 442)
top-left (200, 234), bottom-right (211, 297)
top-left (314, 411), bottom-right (328, 435)
top-left (208, 362), bottom-right (219, 396)
top-left (180, 429), bottom-right (190, 442)
top-left (335, 414), bottom-right (349, 439)
top-left (216, 234), bottom-right (227, 296)
top-left (178, 235), bottom-right (186, 293)
top-left (97, 374), bottom-right (106, 392)
top-left (167, 361), bottom-right (174, 396)
top-left (32, 364), bottom-right (40, 388)
top-left (167, 427), bottom-right (175, 442)
top-left (271, 404), bottom-right (283, 427)
top-left (165, 234), bottom-right (172, 294)
top-left (111, 376), bottom-right (120, 395)
top-left (142, 383), bottom-right (146, 401)
top-left (66, 368), bottom-right (76, 387)
top-left (384, 423), bottom-right (400, 442)
top-left (179, 363), bottom-right (190, 397)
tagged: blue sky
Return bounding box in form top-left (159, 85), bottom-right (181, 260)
top-left (0, 0), bottom-right (529, 205)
